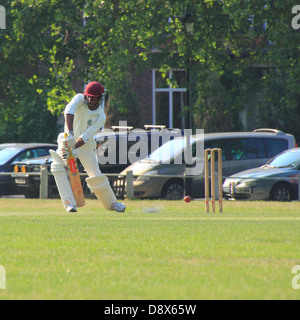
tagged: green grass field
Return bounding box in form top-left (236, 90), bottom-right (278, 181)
top-left (0, 198), bottom-right (300, 300)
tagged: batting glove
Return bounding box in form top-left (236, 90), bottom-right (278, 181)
top-left (57, 146), bottom-right (70, 161)
top-left (65, 134), bottom-right (76, 150)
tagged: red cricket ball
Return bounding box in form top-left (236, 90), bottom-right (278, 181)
top-left (184, 196), bottom-right (192, 203)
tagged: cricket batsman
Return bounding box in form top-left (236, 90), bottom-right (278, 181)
top-left (50, 81), bottom-right (126, 213)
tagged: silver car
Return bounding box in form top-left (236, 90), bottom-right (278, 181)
top-left (223, 148), bottom-right (300, 201)
top-left (120, 129), bottom-right (296, 200)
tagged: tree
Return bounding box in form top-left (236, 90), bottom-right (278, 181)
top-left (0, 0), bottom-right (85, 142)
top-left (82, 0), bottom-right (300, 139)
top-left (1, 0), bottom-right (299, 142)
top-left (188, 0), bottom-right (300, 136)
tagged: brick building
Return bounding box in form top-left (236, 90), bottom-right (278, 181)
top-left (130, 68), bottom-right (191, 130)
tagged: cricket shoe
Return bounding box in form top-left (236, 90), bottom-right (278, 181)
top-left (112, 202), bottom-right (126, 213)
top-left (66, 205), bottom-right (77, 213)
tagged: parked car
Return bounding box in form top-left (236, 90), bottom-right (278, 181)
top-left (222, 148), bottom-right (300, 201)
top-left (118, 129), bottom-right (296, 200)
top-left (0, 143), bottom-right (57, 195)
top-left (12, 126), bottom-right (182, 198)
top-left (12, 156), bottom-right (56, 198)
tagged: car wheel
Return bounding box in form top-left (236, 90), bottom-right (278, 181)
top-left (270, 183), bottom-right (292, 202)
top-left (162, 180), bottom-right (184, 200)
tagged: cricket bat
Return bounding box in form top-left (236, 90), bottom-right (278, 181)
top-left (65, 133), bottom-right (85, 207)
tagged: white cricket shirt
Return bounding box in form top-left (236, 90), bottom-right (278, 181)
top-left (64, 93), bottom-right (106, 149)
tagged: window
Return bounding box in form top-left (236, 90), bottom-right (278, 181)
top-left (264, 139), bottom-right (288, 158)
top-left (152, 70), bottom-right (188, 129)
top-left (254, 139), bottom-right (266, 158)
top-left (14, 148), bottom-right (51, 162)
top-left (0, 148), bottom-right (21, 165)
top-left (15, 150), bottom-right (35, 162)
top-left (204, 139), bottom-right (227, 161)
top-left (229, 139), bottom-right (257, 160)
top-left (35, 148), bottom-right (52, 157)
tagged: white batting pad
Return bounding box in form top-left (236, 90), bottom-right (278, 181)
top-left (86, 175), bottom-right (117, 210)
top-left (50, 150), bottom-right (77, 209)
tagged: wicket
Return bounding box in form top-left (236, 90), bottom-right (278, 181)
top-left (204, 148), bottom-right (223, 213)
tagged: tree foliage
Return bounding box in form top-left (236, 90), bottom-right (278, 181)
top-left (1, 0), bottom-right (300, 142)
top-left (0, 0), bottom-right (84, 142)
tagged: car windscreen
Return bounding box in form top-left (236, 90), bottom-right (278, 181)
top-left (267, 150), bottom-right (300, 168)
top-left (147, 138), bottom-right (193, 163)
top-left (0, 147), bottom-right (22, 165)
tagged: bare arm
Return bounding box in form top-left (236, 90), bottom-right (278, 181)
top-left (74, 138), bottom-right (85, 149)
top-left (65, 113), bottom-right (85, 149)
top-left (65, 113), bottom-right (74, 133)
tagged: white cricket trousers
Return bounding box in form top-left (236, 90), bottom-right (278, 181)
top-left (76, 146), bottom-right (101, 178)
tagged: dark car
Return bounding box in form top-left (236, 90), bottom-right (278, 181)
top-left (223, 148), bottom-right (300, 201)
top-left (12, 156), bottom-right (57, 198)
top-left (12, 126), bottom-right (181, 198)
top-left (0, 143), bottom-right (57, 195)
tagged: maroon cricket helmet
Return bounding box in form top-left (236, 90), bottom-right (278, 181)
top-left (84, 81), bottom-right (105, 98)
